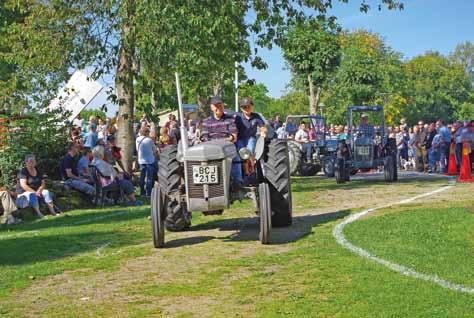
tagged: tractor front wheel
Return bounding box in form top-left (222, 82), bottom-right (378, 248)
top-left (335, 158), bottom-right (346, 184)
top-left (259, 182), bottom-right (272, 244)
top-left (384, 155), bottom-right (396, 182)
top-left (151, 186), bottom-right (165, 248)
top-left (158, 145), bottom-right (191, 231)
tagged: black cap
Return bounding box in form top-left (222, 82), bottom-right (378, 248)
top-left (209, 96), bottom-right (223, 105)
top-left (107, 135), bottom-right (116, 142)
top-left (239, 97), bottom-right (254, 107)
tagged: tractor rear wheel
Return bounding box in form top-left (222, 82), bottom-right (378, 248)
top-left (298, 162), bottom-right (320, 176)
top-left (258, 182), bottom-right (272, 244)
top-left (158, 145), bottom-right (191, 231)
top-left (264, 139), bottom-right (292, 227)
top-left (335, 158), bottom-right (346, 184)
top-left (151, 186), bottom-right (165, 248)
top-left (287, 140), bottom-right (301, 176)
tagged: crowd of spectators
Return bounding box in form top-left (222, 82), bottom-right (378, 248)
top-left (270, 115), bottom-right (474, 173)
top-left (1, 108), bottom-right (472, 226)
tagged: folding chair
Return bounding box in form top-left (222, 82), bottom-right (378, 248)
top-left (89, 165), bottom-right (125, 207)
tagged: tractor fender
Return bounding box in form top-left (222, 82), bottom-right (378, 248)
top-left (255, 135), bottom-right (266, 161)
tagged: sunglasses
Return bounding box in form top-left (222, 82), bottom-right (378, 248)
top-left (240, 104), bottom-right (251, 109)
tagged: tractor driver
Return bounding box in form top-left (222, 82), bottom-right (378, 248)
top-left (295, 122), bottom-right (312, 162)
top-left (358, 113), bottom-right (375, 139)
top-left (201, 96), bottom-right (243, 186)
top-left (235, 97), bottom-right (265, 154)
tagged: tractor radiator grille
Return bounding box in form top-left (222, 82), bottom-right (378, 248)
top-left (186, 160), bottom-right (225, 199)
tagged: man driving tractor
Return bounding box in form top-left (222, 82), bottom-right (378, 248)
top-left (201, 96), bottom-right (243, 187)
top-left (358, 113), bottom-right (375, 139)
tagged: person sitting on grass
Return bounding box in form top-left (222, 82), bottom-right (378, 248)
top-left (16, 154), bottom-right (57, 218)
top-left (0, 187), bottom-right (21, 225)
top-left (91, 146), bottom-right (142, 206)
top-left (77, 148), bottom-right (92, 179)
top-left (104, 135), bottom-right (127, 174)
top-left (60, 143), bottom-right (95, 197)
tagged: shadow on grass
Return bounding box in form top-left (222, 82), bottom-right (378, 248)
top-left (0, 229), bottom-right (148, 266)
top-left (164, 210), bottom-right (350, 247)
top-left (0, 207), bottom-right (149, 234)
top-left (291, 174), bottom-right (447, 194)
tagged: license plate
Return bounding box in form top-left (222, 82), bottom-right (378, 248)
top-left (192, 165), bottom-right (219, 184)
top-left (358, 146), bottom-right (370, 156)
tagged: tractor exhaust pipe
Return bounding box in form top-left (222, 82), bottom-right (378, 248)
top-left (175, 72), bottom-right (188, 155)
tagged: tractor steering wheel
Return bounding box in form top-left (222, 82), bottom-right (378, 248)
top-left (200, 131), bottom-right (233, 142)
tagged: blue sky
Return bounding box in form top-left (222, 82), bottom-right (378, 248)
top-left (244, 0), bottom-right (474, 98)
top-left (88, 0), bottom-right (474, 115)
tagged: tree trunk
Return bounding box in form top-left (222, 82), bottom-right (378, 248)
top-left (308, 74), bottom-right (317, 115)
top-left (315, 86), bottom-right (322, 113)
top-left (196, 93), bottom-right (209, 120)
top-left (115, 1), bottom-right (135, 173)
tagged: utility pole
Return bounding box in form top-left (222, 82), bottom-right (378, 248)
top-left (234, 62), bottom-right (239, 112)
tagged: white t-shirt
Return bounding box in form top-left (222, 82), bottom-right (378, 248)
top-left (295, 129), bottom-right (309, 142)
top-left (136, 136), bottom-right (157, 164)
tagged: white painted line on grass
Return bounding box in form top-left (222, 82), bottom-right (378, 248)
top-left (96, 242), bottom-right (111, 257)
top-left (333, 185), bottom-right (474, 294)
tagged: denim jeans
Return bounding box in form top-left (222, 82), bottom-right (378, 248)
top-left (234, 138), bottom-right (256, 184)
top-left (439, 144), bottom-right (448, 173)
top-left (104, 179), bottom-right (135, 196)
top-left (302, 143), bottom-right (312, 161)
top-left (140, 163), bottom-right (156, 196)
top-left (428, 148), bottom-right (439, 172)
top-left (16, 189), bottom-right (53, 209)
top-left (65, 179), bottom-right (95, 196)
top-left (236, 137), bottom-right (257, 154)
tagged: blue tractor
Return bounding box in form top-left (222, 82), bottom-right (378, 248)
top-left (334, 105), bottom-right (398, 183)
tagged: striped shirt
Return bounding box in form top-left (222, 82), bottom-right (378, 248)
top-left (201, 113), bottom-right (237, 141)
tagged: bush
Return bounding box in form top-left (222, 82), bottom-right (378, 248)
top-left (0, 110), bottom-right (68, 188)
top-left (81, 109), bottom-right (107, 121)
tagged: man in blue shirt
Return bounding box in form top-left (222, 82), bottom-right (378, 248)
top-left (436, 119), bottom-right (451, 173)
top-left (235, 97), bottom-right (265, 154)
top-left (357, 113), bottom-right (375, 139)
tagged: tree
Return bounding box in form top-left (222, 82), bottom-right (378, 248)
top-left (281, 18), bottom-right (341, 114)
top-left (239, 82), bottom-right (273, 114)
top-left (450, 41), bottom-right (474, 84)
top-left (403, 52), bottom-right (472, 123)
top-left (322, 30), bottom-right (405, 124)
top-left (1, 0), bottom-right (404, 170)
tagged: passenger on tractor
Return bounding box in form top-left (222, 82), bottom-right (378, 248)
top-left (294, 122), bottom-right (312, 162)
top-left (235, 97), bottom-right (266, 182)
top-left (235, 97), bottom-right (265, 154)
top-left (200, 96), bottom-right (243, 187)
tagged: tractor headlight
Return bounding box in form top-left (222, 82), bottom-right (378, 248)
top-left (239, 147), bottom-right (252, 160)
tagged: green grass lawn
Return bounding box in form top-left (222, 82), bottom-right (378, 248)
top-left (0, 176), bottom-right (472, 317)
top-left (345, 197), bottom-right (474, 287)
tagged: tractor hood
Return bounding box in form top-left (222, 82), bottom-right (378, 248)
top-left (182, 140), bottom-right (237, 161)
